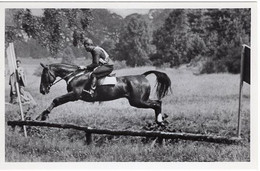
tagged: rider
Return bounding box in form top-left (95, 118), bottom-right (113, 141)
top-left (9, 60), bottom-right (27, 103)
top-left (79, 38), bottom-right (114, 97)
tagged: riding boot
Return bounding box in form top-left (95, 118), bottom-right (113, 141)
top-left (89, 76), bottom-right (97, 97)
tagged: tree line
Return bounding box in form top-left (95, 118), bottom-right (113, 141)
top-left (5, 8), bottom-right (250, 73)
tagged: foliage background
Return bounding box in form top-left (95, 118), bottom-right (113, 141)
top-left (5, 8), bottom-right (250, 74)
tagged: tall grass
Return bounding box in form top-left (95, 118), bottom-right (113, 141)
top-left (5, 58), bottom-right (250, 162)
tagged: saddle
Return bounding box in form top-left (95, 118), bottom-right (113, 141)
top-left (97, 75), bottom-right (117, 86)
top-left (67, 71), bottom-right (117, 86)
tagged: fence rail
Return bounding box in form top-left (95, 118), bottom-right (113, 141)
top-left (7, 120), bottom-right (241, 145)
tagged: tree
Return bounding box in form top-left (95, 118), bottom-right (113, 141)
top-left (101, 39), bottom-right (116, 58)
top-left (186, 9), bottom-right (207, 35)
top-left (152, 9), bottom-right (191, 67)
top-left (6, 9), bottom-right (92, 57)
top-left (203, 9), bottom-right (251, 73)
top-left (5, 9), bottom-right (29, 44)
top-left (61, 45), bottom-right (76, 64)
top-left (114, 14), bottom-right (152, 67)
top-left (89, 9), bottom-right (123, 44)
top-left (149, 9), bottom-right (173, 31)
top-left (151, 8), bottom-right (250, 73)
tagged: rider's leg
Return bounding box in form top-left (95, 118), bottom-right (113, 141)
top-left (86, 65), bottom-right (113, 97)
top-left (94, 65), bottom-right (113, 78)
top-left (89, 75), bottom-right (97, 96)
top-left (83, 72), bottom-right (96, 97)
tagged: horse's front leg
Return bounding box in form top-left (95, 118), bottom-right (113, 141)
top-left (36, 92), bottom-right (79, 121)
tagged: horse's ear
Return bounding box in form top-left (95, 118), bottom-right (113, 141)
top-left (40, 63), bottom-right (47, 69)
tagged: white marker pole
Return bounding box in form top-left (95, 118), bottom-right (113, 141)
top-left (8, 43), bottom-right (27, 137)
top-left (237, 45), bottom-right (245, 138)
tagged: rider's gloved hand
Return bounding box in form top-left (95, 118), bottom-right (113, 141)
top-left (78, 66), bottom-right (86, 70)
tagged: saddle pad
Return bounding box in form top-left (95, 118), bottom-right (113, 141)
top-left (98, 76), bottom-right (117, 85)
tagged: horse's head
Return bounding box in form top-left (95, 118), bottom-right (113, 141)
top-left (40, 63), bottom-right (56, 95)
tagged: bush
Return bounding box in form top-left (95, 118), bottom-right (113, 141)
top-left (14, 39), bottom-right (50, 58)
top-left (224, 50), bottom-right (241, 74)
top-left (113, 60), bottom-right (127, 70)
top-left (200, 59), bottom-right (231, 74)
top-left (61, 46), bottom-right (75, 64)
top-left (225, 59), bottom-right (240, 74)
top-left (29, 39), bottom-right (50, 58)
top-left (149, 53), bottom-right (164, 67)
top-left (214, 60), bottom-right (228, 73)
top-left (101, 39), bottom-right (116, 57)
top-left (33, 65), bottom-right (43, 77)
top-left (200, 60), bottom-right (215, 74)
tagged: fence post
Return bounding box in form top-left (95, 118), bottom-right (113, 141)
top-left (85, 132), bottom-right (92, 145)
top-left (158, 137), bottom-right (163, 146)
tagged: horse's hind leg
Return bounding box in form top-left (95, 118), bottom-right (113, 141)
top-left (36, 92), bottom-right (79, 121)
top-left (128, 99), bottom-right (164, 125)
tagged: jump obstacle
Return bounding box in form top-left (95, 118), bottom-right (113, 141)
top-left (7, 120), bottom-right (241, 145)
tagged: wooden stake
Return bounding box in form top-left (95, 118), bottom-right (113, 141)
top-left (237, 45), bottom-right (245, 138)
top-left (158, 137), bottom-right (163, 146)
top-left (85, 132), bottom-right (92, 145)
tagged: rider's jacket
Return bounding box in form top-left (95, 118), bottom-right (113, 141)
top-left (86, 46), bottom-right (114, 71)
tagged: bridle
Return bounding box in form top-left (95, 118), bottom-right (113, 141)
top-left (46, 67), bottom-right (78, 89)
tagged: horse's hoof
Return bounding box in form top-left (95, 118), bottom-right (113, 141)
top-left (41, 114), bottom-right (49, 121)
top-left (25, 116), bottom-right (32, 121)
top-left (35, 111), bottom-right (49, 121)
top-left (35, 115), bottom-right (43, 121)
top-left (161, 122), bottom-right (166, 127)
top-left (35, 115), bottom-right (48, 121)
top-left (156, 121), bottom-right (165, 127)
top-left (35, 115), bottom-right (41, 121)
top-left (162, 113), bottom-right (168, 119)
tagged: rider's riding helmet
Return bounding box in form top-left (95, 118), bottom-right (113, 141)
top-left (83, 38), bottom-right (94, 46)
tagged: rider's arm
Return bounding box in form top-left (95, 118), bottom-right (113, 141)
top-left (86, 49), bottom-right (100, 70)
top-left (99, 57), bottom-right (107, 64)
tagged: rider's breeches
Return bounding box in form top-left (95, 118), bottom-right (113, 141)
top-left (90, 65), bottom-right (113, 90)
top-left (92, 65), bottom-right (113, 78)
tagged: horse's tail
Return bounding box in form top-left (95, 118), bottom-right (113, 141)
top-left (142, 70), bottom-right (172, 100)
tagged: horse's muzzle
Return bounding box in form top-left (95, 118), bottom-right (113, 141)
top-left (40, 90), bottom-right (46, 95)
top-left (40, 85), bottom-right (49, 95)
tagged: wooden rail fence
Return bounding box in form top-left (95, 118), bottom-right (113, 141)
top-left (7, 120), bottom-right (241, 145)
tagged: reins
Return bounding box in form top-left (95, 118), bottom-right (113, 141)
top-left (48, 69), bottom-right (79, 89)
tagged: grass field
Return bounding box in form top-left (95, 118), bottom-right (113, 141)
top-left (5, 58), bottom-right (250, 162)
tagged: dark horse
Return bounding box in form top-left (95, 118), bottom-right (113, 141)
top-left (36, 63), bottom-right (171, 125)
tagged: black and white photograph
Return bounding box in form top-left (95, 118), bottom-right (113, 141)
top-left (0, 0), bottom-right (258, 169)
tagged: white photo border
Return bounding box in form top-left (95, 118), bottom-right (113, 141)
top-left (0, 1), bottom-right (258, 170)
